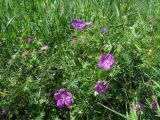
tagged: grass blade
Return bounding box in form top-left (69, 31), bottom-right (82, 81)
top-left (98, 102), bottom-right (128, 119)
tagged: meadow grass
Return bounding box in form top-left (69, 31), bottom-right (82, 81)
top-left (0, 0), bottom-right (160, 119)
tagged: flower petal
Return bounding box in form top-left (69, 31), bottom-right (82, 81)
top-left (85, 22), bottom-right (92, 26)
top-left (100, 54), bottom-right (106, 62)
top-left (72, 19), bottom-right (82, 28)
top-left (40, 45), bottom-right (48, 51)
top-left (106, 54), bottom-right (112, 60)
top-left (58, 88), bottom-right (67, 94)
top-left (57, 99), bottom-right (65, 107)
top-left (77, 23), bottom-right (87, 31)
top-left (152, 101), bottom-right (157, 112)
top-left (104, 65), bottom-right (111, 71)
top-left (98, 62), bottom-right (104, 68)
top-left (72, 19), bottom-right (82, 24)
top-left (97, 81), bottom-right (104, 86)
top-left (103, 84), bottom-right (109, 92)
top-left (54, 93), bottom-right (61, 100)
top-left (71, 37), bottom-right (77, 44)
top-left (109, 58), bottom-right (115, 65)
top-left (66, 92), bottom-right (72, 99)
top-left (65, 98), bottom-right (72, 107)
top-left (94, 84), bottom-right (99, 92)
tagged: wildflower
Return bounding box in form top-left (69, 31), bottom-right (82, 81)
top-left (98, 54), bottom-right (115, 71)
top-left (71, 19), bottom-right (92, 31)
top-left (152, 101), bottom-right (157, 112)
top-left (94, 81), bottom-right (109, 94)
top-left (152, 96), bottom-right (157, 112)
top-left (53, 88), bottom-right (73, 107)
top-left (71, 37), bottom-right (77, 45)
top-left (101, 28), bottom-right (109, 33)
top-left (0, 107), bottom-right (9, 116)
top-left (131, 103), bottom-right (144, 115)
top-left (22, 50), bottom-right (29, 56)
top-left (135, 103), bottom-right (144, 111)
top-left (40, 45), bottom-right (48, 51)
top-left (71, 19), bottom-right (83, 28)
top-left (25, 38), bottom-right (32, 43)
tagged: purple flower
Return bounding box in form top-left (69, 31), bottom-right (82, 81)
top-left (25, 38), bottom-right (32, 43)
top-left (98, 54), bottom-right (115, 71)
top-left (71, 19), bottom-right (83, 28)
top-left (133, 103), bottom-right (144, 114)
top-left (22, 50), bottom-right (29, 56)
top-left (94, 81), bottom-right (109, 94)
top-left (131, 103), bottom-right (144, 114)
top-left (152, 100), bottom-right (157, 112)
top-left (135, 103), bottom-right (144, 111)
top-left (53, 88), bottom-right (73, 107)
top-left (71, 19), bottom-right (92, 31)
top-left (0, 107), bottom-right (9, 116)
top-left (101, 28), bottom-right (109, 33)
top-left (40, 45), bottom-right (48, 51)
top-left (71, 37), bottom-right (77, 45)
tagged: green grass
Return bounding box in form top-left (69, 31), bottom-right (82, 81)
top-left (0, 0), bottom-right (160, 119)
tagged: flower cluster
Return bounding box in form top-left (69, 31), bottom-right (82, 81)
top-left (71, 19), bottom-right (92, 31)
top-left (23, 18), bottom-right (156, 114)
top-left (23, 38), bottom-right (49, 56)
top-left (52, 19), bottom-right (114, 108)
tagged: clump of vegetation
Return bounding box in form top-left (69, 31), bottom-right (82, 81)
top-left (0, 0), bottom-right (160, 119)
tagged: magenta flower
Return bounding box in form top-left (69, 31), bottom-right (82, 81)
top-left (98, 54), bottom-right (115, 71)
top-left (25, 38), bottom-right (32, 43)
top-left (40, 45), bottom-right (48, 51)
top-left (94, 81), bottom-right (109, 94)
top-left (71, 37), bottom-right (77, 45)
top-left (71, 19), bottom-right (92, 31)
top-left (152, 100), bottom-right (157, 112)
top-left (54, 88), bottom-right (73, 107)
top-left (101, 28), bottom-right (108, 33)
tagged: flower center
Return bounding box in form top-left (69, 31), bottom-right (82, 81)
top-left (99, 85), bottom-right (104, 90)
top-left (61, 94), bottom-right (66, 100)
top-left (104, 60), bottom-right (110, 65)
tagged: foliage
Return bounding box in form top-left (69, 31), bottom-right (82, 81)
top-left (0, 0), bottom-right (160, 119)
